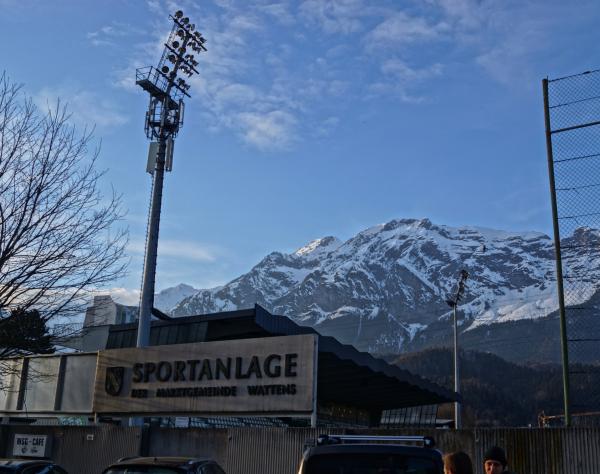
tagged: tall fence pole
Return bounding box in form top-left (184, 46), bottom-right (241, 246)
top-left (542, 78), bottom-right (571, 427)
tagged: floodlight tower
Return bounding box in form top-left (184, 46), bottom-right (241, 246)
top-left (445, 269), bottom-right (469, 429)
top-left (135, 10), bottom-right (207, 347)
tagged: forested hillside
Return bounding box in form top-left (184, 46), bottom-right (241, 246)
top-left (394, 348), bottom-right (594, 427)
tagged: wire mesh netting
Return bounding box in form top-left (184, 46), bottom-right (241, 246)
top-left (546, 69), bottom-right (600, 413)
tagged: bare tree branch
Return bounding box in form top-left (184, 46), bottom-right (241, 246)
top-left (0, 72), bottom-right (128, 360)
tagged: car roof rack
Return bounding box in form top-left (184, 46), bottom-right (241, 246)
top-left (316, 435), bottom-right (435, 448)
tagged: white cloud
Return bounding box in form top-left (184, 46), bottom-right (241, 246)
top-left (476, 37), bottom-right (538, 85)
top-left (114, 1), bottom-right (462, 151)
top-left (365, 11), bottom-right (448, 50)
top-left (87, 22), bottom-right (144, 47)
top-left (367, 83), bottom-right (425, 104)
top-left (110, 15), bottom-right (174, 92)
top-left (214, 83), bottom-right (259, 108)
top-left (259, 2), bottom-right (295, 26)
top-left (429, 0), bottom-right (491, 30)
top-left (366, 59), bottom-right (443, 102)
top-left (127, 239), bottom-right (220, 262)
top-left (381, 58), bottom-right (443, 82)
top-left (314, 116), bottom-right (340, 137)
top-left (0, 0), bottom-right (26, 12)
top-left (212, 0), bottom-right (237, 10)
top-left (176, 13), bottom-right (305, 150)
top-left (327, 80), bottom-right (350, 96)
top-left (34, 86), bottom-right (129, 130)
top-left (146, 0), bottom-right (163, 15)
top-left (425, 0), bottom-right (596, 86)
top-left (238, 110), bottom-right (297, 150)
top-left (107, 287), bottom-right (140, 306)
top-left (107, 3), bottom-right (332, 150)
top-left (295, 2), bottom-right (448, 101)
top-left (113, 59), bottom-right (149, 92)
top-left (471, 6), bottom-right (559, 85)
top-left (161, 241), bottom-right (219, 262)
top-left (229, 14), bottom-right (263, 33)
top-left (299, 0), bottom-right (368, 34)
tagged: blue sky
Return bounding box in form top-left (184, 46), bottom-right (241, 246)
top-left (2, 0), bottom-right (599, 303)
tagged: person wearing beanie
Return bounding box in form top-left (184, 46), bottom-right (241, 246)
top-left (484, 446), bottom-right (516, 474)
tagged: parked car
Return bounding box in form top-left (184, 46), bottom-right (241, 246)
top-left (102, 456), bottom-right (226, 474)
top-left (297, 435), bottom-right (443, 474)
top-left (0, 459), bottom-right (67, 474)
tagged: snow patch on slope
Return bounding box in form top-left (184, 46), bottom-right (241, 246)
top-left (171, 218), bottom-right (600, 354)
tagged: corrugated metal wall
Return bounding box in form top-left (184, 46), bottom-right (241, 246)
top-left (50, 426), bottom-right (142, 474)
top-left (0, 425), bottom-right (141, 474)
top-left (226, 427), bottom-right (317, 474)
top-left (145, 427), bottom-right (230, 469)
top-left (1, 426), bottom-right (599, 474)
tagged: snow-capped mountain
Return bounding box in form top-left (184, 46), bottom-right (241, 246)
top-left (154, 283), bottom-right (198, 313)
top-left (171, 218), bottom-right (600, 362)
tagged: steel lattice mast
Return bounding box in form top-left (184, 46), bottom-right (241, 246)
top-left (135, 10), bottom-right (206, 347)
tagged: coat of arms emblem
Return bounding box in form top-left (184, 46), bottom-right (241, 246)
top-left (105, 366), bottom-right (125, 396)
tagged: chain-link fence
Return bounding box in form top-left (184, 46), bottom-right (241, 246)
top-left (545, 69), bottom-right (600, 414)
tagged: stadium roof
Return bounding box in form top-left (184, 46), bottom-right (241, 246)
top-left (106, 304), bottom-right (457, 410)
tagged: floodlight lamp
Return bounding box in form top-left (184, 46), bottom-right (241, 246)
top-left (189, 24), bottom-right (195, 31)
top-left (161, 65), bottom-right (170, 74)
top-left (172, 40), bottom-right (180, 49)
top-left (178, 46), bottom-right (186, 54)
top-left (190, 41), bottom-right (206, 53)
top-left (177, 29), bottom-right (185, 38)
top-left (168, 54), bottom-right (177, 63)
top-left (182, 17), bottom-right (189, 25)
top-left (174, 10), bottom-right (183, 19)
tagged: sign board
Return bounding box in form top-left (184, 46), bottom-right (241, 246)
top-left (93, 334), bottom-right (317, 416)
top-left (12, 434), bottom-right (50, 458)
top-left (0, 353), bottom-right (97, 415)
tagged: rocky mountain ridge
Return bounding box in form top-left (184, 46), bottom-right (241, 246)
top-left (154, 283), bottom-right (197, 313)
top-left (162, 218), bottom-right (600, 361)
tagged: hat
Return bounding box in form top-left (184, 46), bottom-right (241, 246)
top-left (484, 446), bottom-right (507, 467)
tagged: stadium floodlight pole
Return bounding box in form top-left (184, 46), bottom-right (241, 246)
top-left (446, 269), bottom-right (469, 429)
top-left (135, 10), bottom-right (206, 348)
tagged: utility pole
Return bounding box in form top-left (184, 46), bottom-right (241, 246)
top-left (135, 10), bottom-right (206, 348)
top-left (446, 269), bottom-right (469, 429)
